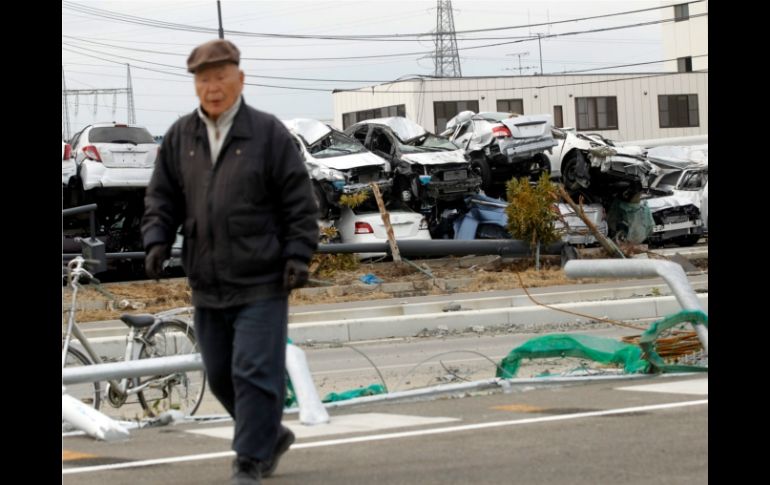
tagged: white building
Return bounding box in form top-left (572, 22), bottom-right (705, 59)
top-left (332, 71), bottom-right (707, 142)
top-left (661, 1), bottom-right (708, 72)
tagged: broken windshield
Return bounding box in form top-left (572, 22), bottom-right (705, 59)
top-left (309, 131), bottom-right (366, 158)
top-left (400, 133), bottom-right (459, 153)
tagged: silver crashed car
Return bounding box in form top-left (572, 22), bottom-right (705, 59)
top-left (546, 128), bottom-right (658, 202)
top-left (345, 117), bottom-right (481, 209)
top-left (283, 118), bottom-right (392, 220)
top-left (441, 111), bottom-right (557, 192)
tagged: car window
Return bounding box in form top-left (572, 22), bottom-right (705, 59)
top-left (89, 126), bottom-right (155, 144)
top-left (370, 128), bottom-right (394, 155)
top-left (350, 126), bottom-right (369, 145)
top-left (309, 131), bottom-right (367, 158)
top-left (680, 171), bottom-right (707, 190)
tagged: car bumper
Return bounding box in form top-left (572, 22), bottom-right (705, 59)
top-left (425, 176), bottom-right (482, 199)
top-left (80, 164), bottom-right (153, 191)
top-left (499, 138), bottom-right (558, 164)
top-left (341, 179), bottom-right (393, 195)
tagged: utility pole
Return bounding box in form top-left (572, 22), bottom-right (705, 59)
top-left (62, 65), bottom-right (71, 141)
top-left (536, 33), bottom-right (544, 74)
top-left (217, 0), bottom-right (224, 39)
top-left (433, 0), bottom-right (462, 77)
top-left (126, 64), bottom-right (136, 124)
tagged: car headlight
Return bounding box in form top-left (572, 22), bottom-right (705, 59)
top-left (317, 167), bottom-right (346, 182)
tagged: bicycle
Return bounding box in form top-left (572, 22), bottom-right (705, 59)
top-left (62, 256), bottom-right (206, 417)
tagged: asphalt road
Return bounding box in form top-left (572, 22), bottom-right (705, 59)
top-left (63, 375), bottom-right (708, 485)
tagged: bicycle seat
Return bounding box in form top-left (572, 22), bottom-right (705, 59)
top-left (120, 314), bottom-right (155, 328)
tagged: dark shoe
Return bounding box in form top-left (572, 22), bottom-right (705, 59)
top-left (261, 426), bottom-right (295, 478)
top-left (231, 455), bottom-right (262, 485)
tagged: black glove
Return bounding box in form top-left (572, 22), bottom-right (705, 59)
top-left (283, 258), bottom-right (309, 291)
top-left (145, 243), bottom-right (170, 280)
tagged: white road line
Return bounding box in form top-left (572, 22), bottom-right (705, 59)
top-left (62, 399), bottom-right (707, 475)
top-left (616, 378), bottom-right (708, 395)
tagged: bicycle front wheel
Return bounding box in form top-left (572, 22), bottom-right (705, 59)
top-left (63, 346), bottom-right (102, 410)
top-left (136, 318), bottom-right (206, 417)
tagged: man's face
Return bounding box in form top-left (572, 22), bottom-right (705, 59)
top-left (194, 63), bottom-right (244, 121)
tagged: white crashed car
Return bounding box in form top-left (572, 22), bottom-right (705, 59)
top-left (546, 128), bottom-right (657, 200)
top-left (335, 205), bottom-right (431, 259)
top-left (646, 144), bottom-right (708, 231)
top-left (644, 195), bottom-right (704, 247)
top-left (554, 203), bottom-right (608, 246)
top-left (345, 117), bottom-right (481, 208)
top-left (69, 122), bottom-right (158, 192)
top-left (62, 141), bottom-right (75, 187)
top-left (282, 118), bottom-right (391, 220)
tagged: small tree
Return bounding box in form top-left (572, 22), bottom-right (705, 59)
top-left (505, 173), bottom-right (560, 269)
top-left (308, 192), bottom-right (370, 278)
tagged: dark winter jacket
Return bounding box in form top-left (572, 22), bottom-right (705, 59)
top-left (142, 98), bottom-right (318, 308)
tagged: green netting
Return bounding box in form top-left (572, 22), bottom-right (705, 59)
top-left (322, 384), bottom-right (386, 403)
top-left (607, 199), bottom-right (654, 244)
top-left (639, 309), bottom-right (708, 373)
top-left (496, 334), bottom-right (649, 378)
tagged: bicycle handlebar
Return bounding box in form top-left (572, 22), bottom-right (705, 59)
top-left (66, 256), bottom-right (96, 285)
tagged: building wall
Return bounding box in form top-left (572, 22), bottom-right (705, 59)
top-left (333, 72), bottom-right (707, 142)
top-left (661, 0), bottom-right (708, 71)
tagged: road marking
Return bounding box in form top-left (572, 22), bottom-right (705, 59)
top-left (62, 399), bottom-right (707, 475)
top-left (616, 378), bottom-right (707, 395)
top-left (490, 404), bottom-right (546, 413)
top-left (186, 413), bottom-right (459, 440)
top-left (62, 450), bottom-right (98, 461)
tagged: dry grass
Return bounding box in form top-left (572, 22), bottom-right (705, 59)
top-left (65, 257), bottom-right (598, 322)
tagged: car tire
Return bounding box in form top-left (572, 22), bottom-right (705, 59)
top-left (470, 155), bottom-right (492, 191)
top-left (561, 151), bottom-right (590, 192)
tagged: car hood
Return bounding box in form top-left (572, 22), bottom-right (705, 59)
top-left (312, 150), bottom-right (388, 171)
top-left (646, 144), bottom-right (708, 168)
top-left (401, 150), bottom-right (467, 166)
top-left (645, 195), bottom-right (698, 212)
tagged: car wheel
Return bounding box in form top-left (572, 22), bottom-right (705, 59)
top-left (470, 155), bottom-right (492, 191)
top-left (561, 151), bottom-right (590, 191)
top-left (528, 154), bottom-right (550, 182)
top-left (313, 183), bottom-right (329, 219)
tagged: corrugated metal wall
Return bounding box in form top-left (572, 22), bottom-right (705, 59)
top-left (333, 73), bottom-right (707, 143)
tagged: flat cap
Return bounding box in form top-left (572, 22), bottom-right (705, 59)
top-left (187, 39), bottom-right (241, 73)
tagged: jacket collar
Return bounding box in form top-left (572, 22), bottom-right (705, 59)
top-left (187, 96), bottom-right (252, 140)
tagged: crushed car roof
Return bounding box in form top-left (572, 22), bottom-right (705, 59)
top-left (282, 118), bottom-right (332, 146)
top-left (355, 117), bottom-right (427, 141)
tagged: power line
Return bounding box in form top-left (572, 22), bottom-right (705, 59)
top-left (63, 43), bottom-right (707, 94)
top-left (61, 0), bottom-right (705, 40)
top-left (333, 70), bottom-right (708, 95)
top-left (62, 12), bottom-right (705, 64)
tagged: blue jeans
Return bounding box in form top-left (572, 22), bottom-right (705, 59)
top-left (195, 296), bottom-right (288, 462)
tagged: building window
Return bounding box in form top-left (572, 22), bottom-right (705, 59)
top-left (677, 56), bottom-right (693, 73)
top-left (575, 97), bottom-right (618, 131)
top-left (496, 98), bottom-right (524, 115)
top-left (674, 3), bottom-right (689, 21)
top-left (434, 100), bottom-right (480, 133)
top-left (553, 105), bottom-right (563, 128)
top-left (342, 104), bottom-right (406, 129)
top-left (658, 94), bottom-right (699, 128)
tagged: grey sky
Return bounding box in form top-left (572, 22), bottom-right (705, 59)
top-left (62, 0), bottom-right (667, 137)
